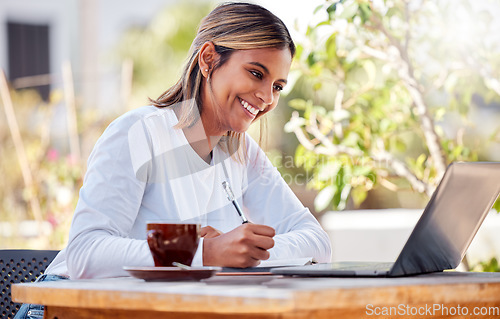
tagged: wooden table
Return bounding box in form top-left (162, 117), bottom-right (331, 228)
top-left (12, 271), bottom-right (500, 318)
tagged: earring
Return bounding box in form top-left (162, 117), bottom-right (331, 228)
top-left (205, 69), bottom-right (208, 72)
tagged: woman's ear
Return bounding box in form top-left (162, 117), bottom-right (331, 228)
top-left (198, 42), bottom-right (217, 78)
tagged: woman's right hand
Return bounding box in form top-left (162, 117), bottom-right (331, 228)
top-left (202, 223), bottom-right (275, 268)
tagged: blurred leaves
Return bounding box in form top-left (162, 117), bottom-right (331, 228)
top-left (472, 257), bottom-right (500, 272)
top-left (1, 2), bottom-right (214, 248)
top-left (0, 88), bottom-right (87, 248)
top-left (286, 0), bottom-right (500, 211)
top-left (116, 2), bottom-right (212, 107)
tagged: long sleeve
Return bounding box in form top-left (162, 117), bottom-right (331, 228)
top-left (241, 136), bottom-right (332, 263)
top-left (65, 111), bottom-right (154, 279)
top-left (57, 106), bottom-right (330, 279)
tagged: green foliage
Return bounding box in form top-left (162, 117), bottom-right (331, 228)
top-left (493, 198), bottom-right (500, 213)
top-left (116, 2), bottom-right (213, 107)
top-left (287, 0), bottom-right (500, 211)
top-left (472, 257), bottom-right (500, 272)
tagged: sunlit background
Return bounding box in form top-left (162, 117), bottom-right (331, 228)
top-left (0, 0), bottom-right (499, 270)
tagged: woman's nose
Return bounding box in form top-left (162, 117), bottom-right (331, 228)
top-left (255, 84), bottom-right (274, 107)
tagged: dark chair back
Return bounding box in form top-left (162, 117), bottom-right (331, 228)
top-left (0, 249), bottom-right (59, 319)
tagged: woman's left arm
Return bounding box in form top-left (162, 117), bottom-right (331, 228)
top-left (241, 136), bottom-right (332, 263)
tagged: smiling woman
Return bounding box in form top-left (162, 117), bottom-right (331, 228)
top-left (199, 46), bottom-right (292, 135)
top-left (14, 3), bottom-right (332, 318)
top-left (151, 2), bottom-right (296, 162)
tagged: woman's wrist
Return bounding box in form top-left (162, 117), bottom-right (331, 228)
top-left (202, 237), bottom-right (216, 266)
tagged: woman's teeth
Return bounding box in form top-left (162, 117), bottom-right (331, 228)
top-left (240, 99), bottom-right (259, 115)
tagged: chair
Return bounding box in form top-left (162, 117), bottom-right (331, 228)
top-left (0, 249), bottom-right (59, 319)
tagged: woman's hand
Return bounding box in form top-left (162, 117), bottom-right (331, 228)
top-left (202, 223), bottom-right (275, 268)
top-left (200, 225), bottom-right (224, 239)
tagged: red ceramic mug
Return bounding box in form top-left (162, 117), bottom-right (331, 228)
top-left (146, 223), bottom-right (200, 267)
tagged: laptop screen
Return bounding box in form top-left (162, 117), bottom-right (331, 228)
top-left (390, 162), bottom-right (500, 276)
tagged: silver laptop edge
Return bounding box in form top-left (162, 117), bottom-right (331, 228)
top-left (272, 162), bottom-right (500, 277)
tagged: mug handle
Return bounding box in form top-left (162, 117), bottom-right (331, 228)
top-left (147, 229), bottom-right (162, 254)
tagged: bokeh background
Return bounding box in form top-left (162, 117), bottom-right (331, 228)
top-left (1, 0), bottom-right (499, 269)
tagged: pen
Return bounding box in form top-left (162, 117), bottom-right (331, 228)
top-left (222, 181), bottom-right (249, 224)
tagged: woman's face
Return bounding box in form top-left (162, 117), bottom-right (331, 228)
top-left (202, 47), bottom-right (292, 135)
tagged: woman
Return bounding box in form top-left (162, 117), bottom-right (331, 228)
top-left (23, 2), bottom-right (331, 300)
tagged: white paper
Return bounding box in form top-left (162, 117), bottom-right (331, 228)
top-left (257, 257), bottom-right (315, 268)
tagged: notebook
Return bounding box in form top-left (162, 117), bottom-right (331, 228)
top-left (218, 257), bottom-right (315, 275)
top-left (272, 162), bottom-right (500, 277)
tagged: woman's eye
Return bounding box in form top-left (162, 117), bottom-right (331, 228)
top-left (274, 84), bottom-right (283, 92)
top-left (250, 71), bottom-right (263, 79)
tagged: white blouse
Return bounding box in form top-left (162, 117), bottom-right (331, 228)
top-left (46, 105), bottom-right (332, 278)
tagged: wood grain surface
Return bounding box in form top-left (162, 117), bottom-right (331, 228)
top-left (12, 272), bottom-right (500, 318)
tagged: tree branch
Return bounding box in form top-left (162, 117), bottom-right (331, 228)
top-left (0, 69), bottom-right (44, 224)
top-left (333, 83), bottom-right (345, 139)
top-left (372, 149), bottom-right (434, 197)
top-left (360, 45), bottom-right (390, 61)
top-left (62, 61), bottom-right (81, 163)
top-left (307, 112), bottom-right (364, 157)
top-left (290, 111), bottom-right (316, 151)
top-left (463, 54), bottom-right (500, 97)
top-left (368, 9), bottom-right (447, 180)
top-left (290, 111), bottom-right (433, 196)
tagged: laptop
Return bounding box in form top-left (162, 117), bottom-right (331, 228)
top-left (272, 162), bottom-right (500, 277)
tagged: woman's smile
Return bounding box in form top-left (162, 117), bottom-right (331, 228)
top-left (238, 97), bottom-right (260, 118)
top-left (201, 47), bottom-right (292, 135)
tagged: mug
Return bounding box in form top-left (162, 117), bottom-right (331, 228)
top-left (146, 223), bottom-right (200, 267)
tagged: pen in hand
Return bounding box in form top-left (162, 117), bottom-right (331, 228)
top-left (222, 181), bottom-right (249, 224)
